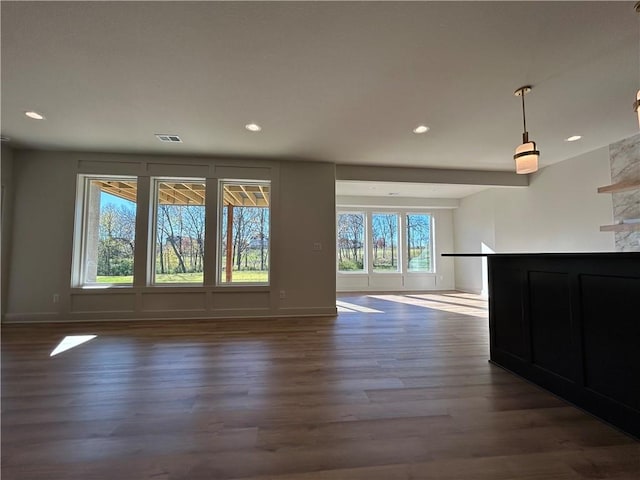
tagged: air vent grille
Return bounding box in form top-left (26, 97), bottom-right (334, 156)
top-left (155, 134), bottom-right (182, 143)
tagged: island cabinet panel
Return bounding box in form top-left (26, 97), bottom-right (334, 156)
top-left (487, 253), bottom-right (640, 439)
top-left (491, 266), bottom-right (527, 360)
top-left (581, 274), bottom-right (640, 412)
top-left (529, 271), bottom-right (574, 381)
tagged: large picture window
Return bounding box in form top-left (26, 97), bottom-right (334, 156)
top-left (336, 209), bottom-right (435, 276)
top-left (219, 181), bottom-right (270, 284)
top-left (152, 179), bottom-right (206, 284)
top-left (337, 212), bottom-right (365, 272)
top-left (372, 213), bottom-right (399, 272)
top-left (407, 213), bottom-right (433, 272)
top-left (74, 176), bottom-right (137, 286)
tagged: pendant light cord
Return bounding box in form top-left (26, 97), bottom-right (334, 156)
top-left (520, 89), bottom-right (529, 143)
top-left (521, 92), bottom-right (527, 135)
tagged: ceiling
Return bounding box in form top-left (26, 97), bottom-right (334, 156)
top-left (336, 181), bottom-right (489, 199)
top-left (1, 1), bottom-right (638, 172)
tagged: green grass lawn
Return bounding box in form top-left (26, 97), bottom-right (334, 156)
top-left (97, 270), bottom-right (268, 284)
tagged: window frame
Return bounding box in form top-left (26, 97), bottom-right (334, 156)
top-left (149, 176), bottom-right (207, 287)
top-left (336, 211), bottom-right (367, 274)
top-left (370, 211), bottom-right (401, 274)
top-left (217, 179), bottom-right (271, 286)
top-left (72, 174), bottom-right (138, 288)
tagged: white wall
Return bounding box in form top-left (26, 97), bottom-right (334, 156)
top-left (451, 189), bottom-right (496, 296)
top-left (336, 198), bottom-right (456, 292)
top-left (453, 147), bottom-right (615, 294)
top-left (5, 150), bottom-right (337, 322)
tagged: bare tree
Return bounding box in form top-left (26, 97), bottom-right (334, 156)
top-left (159, 205), bottom-right (187, 274)
top-left (337, 213), bottom-right (364, 270)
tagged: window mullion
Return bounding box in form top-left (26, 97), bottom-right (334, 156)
top-left (203, 178), bottom-right (218, 286)
top-left (133, 176), bottom-right (150, 287)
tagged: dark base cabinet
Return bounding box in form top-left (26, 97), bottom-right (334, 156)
top-left (488, 253), bottom-right (640, 439)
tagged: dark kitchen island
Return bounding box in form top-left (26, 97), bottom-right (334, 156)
top-left (443, 252), bottom-right (640, 438)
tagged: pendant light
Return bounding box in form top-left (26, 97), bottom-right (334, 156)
top-left (513, 85), bottom-right (539, 174)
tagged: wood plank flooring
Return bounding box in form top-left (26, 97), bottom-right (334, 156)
top-left (2, 292), bottom-right (638, 479)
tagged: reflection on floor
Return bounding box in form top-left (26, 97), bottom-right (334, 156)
top-left (338, 292), bottom-right (487, 319)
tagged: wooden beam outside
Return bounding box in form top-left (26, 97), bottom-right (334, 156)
top-left (240, 185), bottom-right (257, 206)
top-left (258, 185), bottom-right (269, 206)
top-left (223, 186), bottom-right (244, 206)
top-left (158, 189), bottom-right (183, 205)
top-left (96, 181), bottom-right (137, 202)
top-left (162, 183), bottom-right (201, 205)
top-left (183, 183), bottom-right (206, 203)
top-left (96, 180), bottom-right (269, 207)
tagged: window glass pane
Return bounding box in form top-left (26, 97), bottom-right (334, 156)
top-left (82, 178), bottom-right (137, 285)
top-left (337, 213), bottom-right (365, 272)
top-left (154, 180), bottom-right (206, 284)
top-left (372, 213), bottom-right (399, 272)
top-left (407, 214), bottom-right (433, 272)
top-left (220, 182), bottom-right (270, 284)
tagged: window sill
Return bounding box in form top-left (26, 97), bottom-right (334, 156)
top-left (71, 285), bottom-right (271, 294)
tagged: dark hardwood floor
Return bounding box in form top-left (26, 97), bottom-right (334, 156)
top-left (2, 293), bottom-right (638, 479)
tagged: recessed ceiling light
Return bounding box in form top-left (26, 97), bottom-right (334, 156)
top-left (25, 111), bottom-right (45, 120)
top-left (245, 123), bottom-right (262, 132)
top-left (566, 135), bottom-right (582, 142)
top-left (413, 125), bottom-right (430, 134)
top-left (155, 134), bottom-right (182, 143)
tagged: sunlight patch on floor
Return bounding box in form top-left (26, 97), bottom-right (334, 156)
top-left (368, 294), bottom-right (487, 318)
top-left (50, 335), bottom-right (97, 357)
top-left (408, 293), bottom-right (487, 309)
top-left (336, 300), bottom-right (383, 313)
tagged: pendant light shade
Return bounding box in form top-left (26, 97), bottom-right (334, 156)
top-left (514, 140), bottom-right (539, 174)
top-left (513, 86), bottom-right (539, 175)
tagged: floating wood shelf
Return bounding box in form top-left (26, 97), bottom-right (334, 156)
top-left (597, 180), bottom-right (640, 194)
top-left (599, 223), bottom-right (640, 232)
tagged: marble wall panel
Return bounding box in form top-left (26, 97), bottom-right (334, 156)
top-left (609, 133), bottom-right (640, 251)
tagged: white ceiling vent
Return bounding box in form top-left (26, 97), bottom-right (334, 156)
top-left (155, 134), bottom-right (182, 143)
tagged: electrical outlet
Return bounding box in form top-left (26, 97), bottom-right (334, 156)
top-left (52, 293), bottom-right (60, 304)
top-left (313, 242), bottom-right (322, 251)
top-left (279, 290), bottom-right (286, 299)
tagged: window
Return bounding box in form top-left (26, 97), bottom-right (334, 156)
top-left (372, 213), bottom-right (399, 272)
top-left (407, 213), bottom-right (433, 272)
top-left (152, 179), bottom-right (206, 284)
top-left (74, 176), bottom-right (137, 286)
top-left (337, 213), bottom-right (366, 272)
top-left (219, 181), bottom-right (270, 284)
top-left (336, 209), bottom-right (435, 276)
